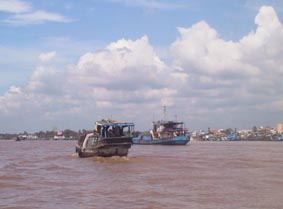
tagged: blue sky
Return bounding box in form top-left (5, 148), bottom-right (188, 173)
top-left (0, 0), bottom-right (283, 132)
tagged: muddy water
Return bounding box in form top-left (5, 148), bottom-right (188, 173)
top-left (1, 140), bottom-right (283, 209)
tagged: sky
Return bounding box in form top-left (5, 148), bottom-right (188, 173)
top-left (0, 0), bottom-right (283, 133)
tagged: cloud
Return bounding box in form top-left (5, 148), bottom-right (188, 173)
top-left (0, 35), bottom-right (180, 131)
top-left (8, 85), bottom-right (21, 94)
top-left (170, 21), bottom-right (259, 77)
top-left (241, 6), bottom-right (281, 48)
top-left (169, 5), bottom-right (283, 128)
top-left (38, 51), bottom-right (56, 62)
top-left (73, 36), bottom-right (168, 90)
top-left (0, 0), bottom-right (31, 13)
top-left (69, 35), bottom-right (181, 110)
top-left (1, 5), bottom-right (283, 132)
top-left (5, 10), bottom-right (73, 25)
top-left (108, 0), bottom-right (186, 10)
top-left (0, 0), bottom-right (72, 26)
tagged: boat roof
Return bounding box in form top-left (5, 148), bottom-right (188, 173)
top-left (95, 119), bottom-right (134, 127)
top-left (154, 120), bottom-right (184, 125)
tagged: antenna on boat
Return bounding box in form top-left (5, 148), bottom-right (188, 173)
top-left (163, 106), bottom-right (167, 122)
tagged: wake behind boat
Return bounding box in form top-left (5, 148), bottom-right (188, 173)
top-left (133, 120), bottom-right (190, 145)
top-left (76, 119), bottom-right (134, 158)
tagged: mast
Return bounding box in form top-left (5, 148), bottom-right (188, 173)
top-left (163, 106), bottom-right (167, 122)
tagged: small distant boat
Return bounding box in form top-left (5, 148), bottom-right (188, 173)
top-left (133, 120), bottom-right (190, 145)
top-left (75, 119), bottom-right (135, 158)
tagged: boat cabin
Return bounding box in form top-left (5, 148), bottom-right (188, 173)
top-left (95, 119), bottom-right (135, 138)
top-left (152, 120), bottom-right (187, 139)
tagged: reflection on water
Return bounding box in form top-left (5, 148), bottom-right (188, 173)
top-left (1, 140), bottom-right (283, 209)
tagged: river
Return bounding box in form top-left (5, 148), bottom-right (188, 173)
top-left (1, 140), bottom-right (283, 209)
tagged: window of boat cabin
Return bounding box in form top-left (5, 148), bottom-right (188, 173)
top-left (123, 125), bottom-right (134, 136)
top-left (114, 126), bottom-right (122, 136)
top-left (91, 135), bottom-right (98, 145)
top-left (101, 126), bottom-right (108, 137)
top-left (96, 125), bottom-right (107, 137)
top-left (97, 124), bottom-right (134, 137)
top-left (85, 135), bottom-right (97, 147)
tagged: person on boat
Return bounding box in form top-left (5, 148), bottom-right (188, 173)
top-left (108, 129), bottom-right (114, 137)
top-left (114, 126), bottom-right (121, 136)
top-left (96, 125), bottom-right (101, 135)
top-left (93, 129), bottom-right (98, 135)
top-left (78, 133), bottom-right (86, 146)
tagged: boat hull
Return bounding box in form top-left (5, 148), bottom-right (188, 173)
top-left (76, 137), bottom-right (132, 158)
top-left (133, 135), bottom-right (190, 145)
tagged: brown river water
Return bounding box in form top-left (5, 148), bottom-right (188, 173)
top-left (1, 140), bottom-right (283, 209)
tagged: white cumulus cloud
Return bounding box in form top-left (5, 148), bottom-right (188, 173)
top-left (241, 6), bottom-right (281, 48)
top-left (170, 21), bottom-right (258, 77)
top-left (169, 5), bottom-right (283, 129)
top-left (0, 5), bottom-right (283, 132)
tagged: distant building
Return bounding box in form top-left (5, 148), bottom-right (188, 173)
top-left (54, 131), bottom-right (65, 140)
top-left (275, 123), bottom-right (283, 133)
